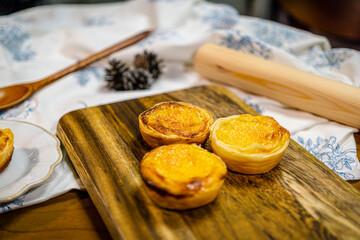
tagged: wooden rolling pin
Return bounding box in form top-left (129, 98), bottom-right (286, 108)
top-left (193, 43), bottom-right (360, 129)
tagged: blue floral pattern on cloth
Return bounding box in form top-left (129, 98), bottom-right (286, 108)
top-left (201, 5), bottom-right (238, 30)
top-left (0, 23), bottom-right (36, 61)
top-left (83, 16), bottom-right (114, 26)
top-left (137, 29), bottom-right (177, 47)
top-left (219, 30), bottom-right (272, 59)
top-left (0, 100), bottom-right (36, 120)
top-left (292, 46), bottom-right (353, 70)
top-left (74, 67), bottom-right (103, 87)
top-left (13, 16), bottom-right (33, 23)
top-left (248, 19), bottom-right (311, 48)
top-left (1, 194), bottom-right (26, 213)
top-left (297, 136), bottom-right (356, 180)
top-left (325, 49), bottom-right (353, 69)
top-left (149, 0), bottom-right (178, 2)
top-left (242, 96), bottom-right (264, 114)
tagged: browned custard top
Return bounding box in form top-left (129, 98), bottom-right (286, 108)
top-left (140, 144), bottom-right (226, 196)
top-left (140, 102), bottom-right (212, 138)
top-left (214, 114), bottom-right (290, 154)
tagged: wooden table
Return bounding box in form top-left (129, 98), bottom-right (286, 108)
top-left (1, 127), bottom-right (359, 240)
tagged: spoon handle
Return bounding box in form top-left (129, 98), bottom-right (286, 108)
top-left (31, 30), bottom-right (152, 91)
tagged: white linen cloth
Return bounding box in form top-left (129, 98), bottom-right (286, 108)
top-left (1, 0), bottom-right (359, 213)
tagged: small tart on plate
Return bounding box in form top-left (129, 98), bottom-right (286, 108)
top-left (210, 114), bottom-right (290, 174)
top-left (0, 128), bottom-right (14, 173)
top-left (140, 143), bottom-right (227, 210)
top-left (139, 102), bottom-right (213, 148)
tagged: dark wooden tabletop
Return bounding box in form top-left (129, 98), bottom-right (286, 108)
top-left (1, 96), bottom-right (359, 240)
top-left (1, 136), bottom-right (359, 240)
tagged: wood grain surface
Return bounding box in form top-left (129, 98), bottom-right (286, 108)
top-left (1, 118), bottom-right (360, 240)
top-left (0, 190), bottom-right (112, 240)
top-left (56, 85), bottom-right (360, 240)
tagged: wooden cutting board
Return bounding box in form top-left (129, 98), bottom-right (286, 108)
top-left (57, 85), bottom-right (360, 240)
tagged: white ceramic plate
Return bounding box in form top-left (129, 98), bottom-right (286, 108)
top-left (0, 120), bottom-right (62, 202)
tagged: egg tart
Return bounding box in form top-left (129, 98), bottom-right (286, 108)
top-left (140, 144), bottom-right (227, 210)
top-left (210, 114), bottom-right (290, 174)
top-left (139, 102), bottom-right (213, 148)
top-left (0, 128), bottom-right (14, 173)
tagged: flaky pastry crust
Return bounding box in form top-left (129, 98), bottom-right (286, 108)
top-left (210, 114), bottom-right (290, 174)
top-left (140, 144), bottom-right (227, 210)
top-left (0, 128), bottom-right (14, 173)
top-left (139, 102), bottom-right (213, 148)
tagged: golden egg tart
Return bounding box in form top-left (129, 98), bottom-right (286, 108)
top-left (139, 102), bottom-right (213, 148)
top-left (210, 114), bottom-right (290, 174)
top-left (0, 128), bottom-right (14, 173)
top-left (140, 144), bottom-right (227, 210)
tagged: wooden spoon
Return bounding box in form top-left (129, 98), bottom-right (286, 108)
top-left (0, 30), bottom-right (152, 111)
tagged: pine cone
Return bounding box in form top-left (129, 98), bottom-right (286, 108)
top-left (104, 59), bottom-right (129, 90)
top-left (123, 68), bottom-right (154, 90)
top-left (134, 50), bottom-right (163, 80)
